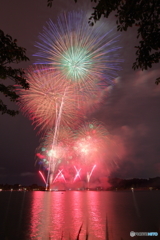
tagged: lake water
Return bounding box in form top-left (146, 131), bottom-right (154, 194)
top-left (0, 191), bottom-right (160, 240)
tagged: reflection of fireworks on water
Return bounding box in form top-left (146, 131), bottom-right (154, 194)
top-left (34, 11), bottom-right (122, 91)
top-left (74, 120), bottom-right (109, 164)
top-left (18, 65), bottom-right (81, 132)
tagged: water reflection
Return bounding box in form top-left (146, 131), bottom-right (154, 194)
top-left (29, 191), bottom-right (128, 240)
top-left (87, 191), bottom-right (105, 240)
top-left (29, 191), bottom-right (108, 239)
top-left (99, 192), bottom-right (137, 240)
top-left (27, 191), bottom-right (160, 240)
top-left (69, 191), bottom-right (87, 239)
top-left (50, 192), bottom-right (65, 238)
top-left (29, 191), bottom-right (46, 239)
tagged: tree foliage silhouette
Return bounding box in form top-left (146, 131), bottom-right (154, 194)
top-left (47, 0), bottom-right (160, 84)
top-left (0, 30), bottom-right (29, 116)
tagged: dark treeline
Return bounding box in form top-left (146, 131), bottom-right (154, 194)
top-left (108, 176), bottom-right (160, 190)
top-left (0, 183), bottom-right (45, 191)
top-left (0, 177), bottom-right (160, 191)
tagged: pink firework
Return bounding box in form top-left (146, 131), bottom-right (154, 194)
top-left (37, 127), bottom-right (74, 170)
top-left (74, 120), bottom-right (109, 165)
top-left (87, 165), bottom-right (96, 183)
top-left (53, 169), bottom-right (66, 183)
top-left (17, 65), bottom-right (82, 132)
top-left (39, 171), bottom-right (47, 184)
top-left (73, 166), bottom-right (81, 182)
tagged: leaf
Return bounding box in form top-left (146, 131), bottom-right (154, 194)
top-left (0, 30), bottom-right (29, 116)
top-left (155, 77), bottom-right (160, 85)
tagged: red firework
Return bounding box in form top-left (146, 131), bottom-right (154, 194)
top-left (17, 65), bottom-right (82, 132)
top-left (37, 127), bottom-right (74, 169)
top-left (74, 120), bottom-right (109, 165)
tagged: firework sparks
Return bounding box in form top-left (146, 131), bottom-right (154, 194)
top-left (34, 11), bottom-right (122, 91)
top-left (36, 126), bottom-right (74, 184)
top-left (53, 169), bottom-right (66, 183)
top-left (87, 165), bottom-right (96, 183)
top-left (18, 10), bottom-right (123, 186)
top-left (74, 120), bottom-right (109, 164)
top-left (39, 171), bottom-right (47, 184)
top-left (73, 166), bottom-right (81, 182)
top-left (18, 65), bottom-right (81, 132)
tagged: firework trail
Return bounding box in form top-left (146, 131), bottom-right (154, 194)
top-left (53, 170), bottom-right (63, 182)
top-left (39, 171), bottom-right (47, 184)
top-left (46, 87), bottom-right (67, 188)
top-left (87, 165), bottom-right (96, 183)
top-left (53, 169), bottom-right (66, 183)
top-left (60, 171), bottom-right (66, 182)
top-left (42, 127), bottom-right (74, 148)
top-left (73, 166), bottom-right (81, 182)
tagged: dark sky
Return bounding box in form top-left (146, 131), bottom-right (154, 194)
top-left (0, 0), bottom-right (160, 185)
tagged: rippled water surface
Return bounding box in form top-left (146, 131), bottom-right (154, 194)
top-left (0, 191), bottom-right (160, 240)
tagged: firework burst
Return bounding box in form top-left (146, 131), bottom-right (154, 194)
top-left (74, 120), bottom-right (109, 165)
top-left (37, 127), bottom-right (74, 170)
top-left (17, 10), bottom-right (123, 187)
top-left (34, 11), bottom-right (122, 92)
top-left (18, 65), bottom-right (82, 132)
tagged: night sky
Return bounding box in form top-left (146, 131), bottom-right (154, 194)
top-left (0, 0), bottom-right (160, 185)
